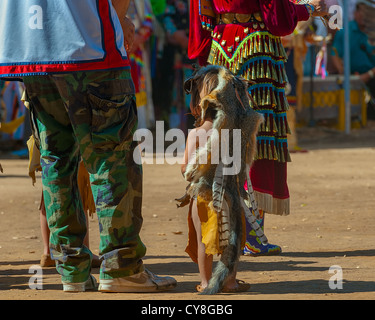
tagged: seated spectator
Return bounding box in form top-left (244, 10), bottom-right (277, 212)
top-left (331, 0), bottom-right (375, 119)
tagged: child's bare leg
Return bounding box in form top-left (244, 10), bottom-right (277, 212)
top-left (39, 198), bottom-right (55, 267)
top-left (223, 266), bottom-right (238, 290)
top-left (83, 211), bottom-right (90, 249)
top-left (39, 201), bottom-right (50, 256)
top-left (191, 200), bottom-right (213, 288)
top-left (83, 211), bottom-right (101, 266)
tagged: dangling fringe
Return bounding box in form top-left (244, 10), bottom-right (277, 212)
top-left (249, 85), bottom-right (290, 112)
top-left (254, 191), bottom-right (290, 216)
top-left (254, 137), bottom-right (291, 163)
top-left (27, 135), bottom-right (42, 186)
top-left (258, 112), bottom-right (278, 134)
top-left (208, 31), bottom-right (288, 76)
top-left (199, 0), bottom-right (216, 31)
top-left (209, 29), bottom-right (292, 163)
top-left (201, 15), bottom-right (216, 31)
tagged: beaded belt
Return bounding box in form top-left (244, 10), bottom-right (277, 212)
top-left (216, 12), bottom-right (263, 25)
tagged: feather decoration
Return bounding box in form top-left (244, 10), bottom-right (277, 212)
top-left (245, 164), bottom-right (261, 220)
top-left (212, 162), bottom-right (231, 249)
top-left (217, 199), bottom-right (230, 249)
top-left (212, 162), bottom-right (228, 212)
top-left (240, 198), bottom-right (268, 245)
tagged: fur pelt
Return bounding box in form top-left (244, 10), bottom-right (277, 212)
top-left (178, 65), bottom-right (264, 294)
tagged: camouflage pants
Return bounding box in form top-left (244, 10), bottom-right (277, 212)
top-left (24, 69), bottom-right (146, 283)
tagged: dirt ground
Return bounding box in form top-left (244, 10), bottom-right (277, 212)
top-left (0, 122), bottom-right (375, 302)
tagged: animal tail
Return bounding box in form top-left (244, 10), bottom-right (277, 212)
top-left (200, 189), bottom-right (242, 295)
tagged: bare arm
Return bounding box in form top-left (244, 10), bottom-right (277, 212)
top-left (111, 0), bottom-right (131, 20)
top-left (331, 55), bottom-right (344, 74)
top-left (112, 0), bottom-right (134, 51)
top-left (168, 30), bottom-right (189, 50)
top-left (309, 0), bottom-right (329, 17)
top-left (359, 67), bottom-right (375, 84)
top-left (181, 129), bottom-right (198, 176)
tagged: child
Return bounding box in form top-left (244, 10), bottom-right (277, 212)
top-left (27, 136), bottom-right (101, 268)
top-left (39, 162), bottom-right (101, 268)
top-left (180, 70), bottom-right (251, 293)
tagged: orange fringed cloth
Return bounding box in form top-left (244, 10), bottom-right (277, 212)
top-left (27, 136), bottom-right (96, 217)
top-left (77, 161), bottom-right (96, 217)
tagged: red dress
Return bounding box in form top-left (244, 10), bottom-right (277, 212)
top-left (188, 0), bottom-right (310, 216)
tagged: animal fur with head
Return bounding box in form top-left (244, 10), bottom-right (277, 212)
top-left (179, 65), bottom-right (264, 294)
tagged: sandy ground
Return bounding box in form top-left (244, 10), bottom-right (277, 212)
top-left (0, 122), bottom-right (375, 303)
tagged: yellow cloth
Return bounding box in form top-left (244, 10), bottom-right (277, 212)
top-left (0, 89), bottom-right (27, 134)
top-left (135, 91), bottom-right (147, 108)
top-left (199, 197), bottom-right (221, 257)
top-left (185, 196), bottom-right (246, 263)
top-left (26, 136), bottom-right (42, 186)
top-left (0, 116), bottom-right (25, 134)
top-left (185, 196), bottom-right (221, 263)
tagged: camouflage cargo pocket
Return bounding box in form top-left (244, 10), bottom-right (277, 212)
top-left (87, 91), bottom-right (137, 152)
